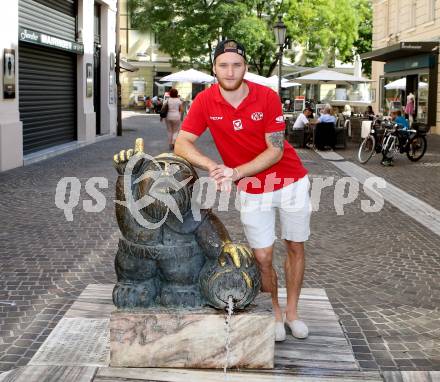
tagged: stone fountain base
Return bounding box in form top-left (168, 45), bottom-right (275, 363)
top-left (109, 293), bottom-right (275, 369)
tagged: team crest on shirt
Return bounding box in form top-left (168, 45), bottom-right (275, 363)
top-left (275, 115), bottom-right (284, 123)
top-left (251, 112), bottom-right (264, 121)
top-left (233, 119), bottom-right (243, 131)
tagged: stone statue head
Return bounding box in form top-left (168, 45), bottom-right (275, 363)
top-left (136, 153), bottom-right (199, 222)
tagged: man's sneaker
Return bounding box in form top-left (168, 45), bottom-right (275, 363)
top-left (381, 159), bottom-right (394, 167)
top-left (284, 314), bottom-right (309, 339)
top-left (275, 321), bottom-right (286, 342)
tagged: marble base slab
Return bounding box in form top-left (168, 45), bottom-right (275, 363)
top-left (110, 293), bottom-right (275, 369)
top-left (29, 318), bottom-right (110, 367)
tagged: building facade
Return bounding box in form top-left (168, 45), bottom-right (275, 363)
top-left (364, 0), bottom-right (440, 134)
top-left (119, 0), bottom-right (208, 108)
top-left (119, 0), bottom-right (172, 108)
top-left (0, 0), bottom-right (117, 172)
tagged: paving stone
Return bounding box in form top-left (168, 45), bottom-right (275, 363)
top-left (358, 360), bottom-right (379, 370)
top-left (375, 359), bottom-right (396, 368)
top-left (394, 359), bottom-right (414, 367)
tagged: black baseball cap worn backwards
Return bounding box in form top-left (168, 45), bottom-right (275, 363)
top-left (214, 39), bottom-right (247, 61)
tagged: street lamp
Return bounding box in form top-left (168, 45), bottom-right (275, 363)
top-left (273, 15), bottom-right (287, 100)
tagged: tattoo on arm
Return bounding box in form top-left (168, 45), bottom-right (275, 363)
top-left (268, 131), bottom-right (285, 150)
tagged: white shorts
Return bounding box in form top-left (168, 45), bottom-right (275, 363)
top-left (239, 175), bottom-right (312, 249)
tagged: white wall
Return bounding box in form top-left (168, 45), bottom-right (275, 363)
top-left (77, 0), bottom-right (96, 142)
top-left (77, 0), bottom-right (117, 140)
top-left (99, 0), bottom-right (117, 136)
top-left (0, 0), bottom-right (23, 171)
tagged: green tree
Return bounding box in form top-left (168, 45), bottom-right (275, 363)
top-left (128, 0), bottom-right (286, 76)
top-left (349, 0), bottom-right (372, 75)
top-left (284, 0), bottom-right (359, 67)
top-left (128, 0), bottom-right (371, 74)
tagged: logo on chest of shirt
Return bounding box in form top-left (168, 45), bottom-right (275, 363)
top-left (209, 116), bottom-right (223, 120)
top-left (251, 112), bottom-right (264, 121)
top-left (275, 115), bottom-right (284, 123)
top-left (232, 119), bottom-right (243, 131)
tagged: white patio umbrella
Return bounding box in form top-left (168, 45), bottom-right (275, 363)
top-left (160, 69), bottom-right (214, 84)
top-left (384, 77), bottom-right (428, 90)
top-left (267, 75), bottom-right (301, 88)
top-left (244, 72), bottom-right (300, 88)
top-left (281, 81), bottom-right (302, 88)
top-left (244, 72), bottom-right (271, 86)
top-left (353, 54), bottom-right (362, 78)
top-left (294, 69), bottom-right (371, 85)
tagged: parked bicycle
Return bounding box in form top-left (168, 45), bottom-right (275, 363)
top-left (357, 117), bottom-right (384, 163)
top-left (358, 118), bottom-right (428, 164)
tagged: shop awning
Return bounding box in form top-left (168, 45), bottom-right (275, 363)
top-left (120, 59), bottom-right (138, 72)
top-left (361, 42), bottom-right (439, 62)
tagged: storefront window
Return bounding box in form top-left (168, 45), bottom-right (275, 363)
top-left (381, 76), bottom-right (404, 115)
top-left (417, 74), bottom-right (429, 123)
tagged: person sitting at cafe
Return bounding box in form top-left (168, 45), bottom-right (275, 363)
top-left (317, 104), bottom-right (336, 124)
top-left (293, 107), bottom-right (313, 129)
top-left (364, 105), bottom-right (375, 120)
top-left (315, 104), bottom-right (336, 150)
top-left (342, 104), bottom-right (352, 118)
top-left (391, 110), bottom-right (409, 129)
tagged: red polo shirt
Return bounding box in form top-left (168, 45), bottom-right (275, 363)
top-left (181, 80), bottom-right (308, 194)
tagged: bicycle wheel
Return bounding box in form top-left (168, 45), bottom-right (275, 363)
top-left (406, 135), bottom-right (427, 162)
top-left (358, 135), bottom-right (375, 164)
top-left (381, 134), bottom-right (395, 159)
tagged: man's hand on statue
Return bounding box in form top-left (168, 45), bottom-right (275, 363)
top-left (209, 164), bottom-right (241, 191)
top-left (219, 242), bottom-right (254, 269)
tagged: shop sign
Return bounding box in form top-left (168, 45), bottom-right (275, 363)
top-left (86, 63), bottom-right (93, 98)
top-left (19, 27), bottom-right (84, 54)
top-left (3, 49), bottom-right (16, 99)
top-left (401, 42), bottom-right (423, 50)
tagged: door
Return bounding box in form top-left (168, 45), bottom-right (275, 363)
top-left (19, 42), bottom-right (76, 154)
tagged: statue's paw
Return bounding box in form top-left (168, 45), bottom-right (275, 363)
top-left (113, 138), bottom-right (145, 174)
top-left (199, 242), bottom-right (260, 310)
top-left (219, 242), bottom-right (254, 269)
top-left (113, 149), bottom-right (134, 165)
top-left (112, 280), bottom-right (157, 308)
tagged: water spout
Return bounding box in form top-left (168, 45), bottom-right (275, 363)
top-left (223, 295), bottom-right (234, 375)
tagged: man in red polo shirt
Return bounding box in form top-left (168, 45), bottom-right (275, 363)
top-left (175, 40), bottom-right (311, 341)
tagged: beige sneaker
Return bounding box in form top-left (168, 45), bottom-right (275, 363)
top-left (275, 321), bottom-right (286, 342)
top-left (284, 314), bottom-right (309, 339)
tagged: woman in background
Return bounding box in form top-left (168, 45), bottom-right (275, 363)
top-left (317, 104), bottom-right (336, 124)
top-left (161, 88), bottom-right (183, 150)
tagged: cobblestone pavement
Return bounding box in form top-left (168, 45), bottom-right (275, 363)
top-left (338, 135), bottom-right (440, 210)
top-left (0, 112), bottom-right (439, 375)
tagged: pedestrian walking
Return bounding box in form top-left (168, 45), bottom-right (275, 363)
top-left (175, 39), bottom-right (311, 342)
top-left (145, 96), bottom-right (153, 113)
top-left (151, 95), bottom-right (158, 113)
top-left (161, 88), bottom-right (183, 150)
